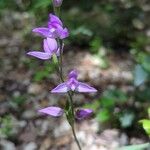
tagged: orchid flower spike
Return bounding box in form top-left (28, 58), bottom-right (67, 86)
top-left (51, 70), bottom-right (97, 93)
top-left (33, 14), bottom-right (69, 39)
top-left (75, 108), bottom-right (93, 120)
top-left (53, 0), bottom-right (63, 7)
top-left (38, 106), bottom-right (64, 117)
top-left (27, 38), bottom-right (60, 60)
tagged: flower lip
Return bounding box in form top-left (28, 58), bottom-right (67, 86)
top-left (66, 78), bottom-right (79, 91)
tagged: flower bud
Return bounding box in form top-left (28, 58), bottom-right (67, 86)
top-left (75, 108), bottom-right (93, 120)
top-left (52, 0), bottom-right (63, 7)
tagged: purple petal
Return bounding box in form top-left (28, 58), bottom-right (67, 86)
top-left (44, 38), bottom-right (58, 53)
top-left (56, 43), bottom-right (64, 56)
top-left (48, 22), bottom-right (62, 29)
top-left (68, 70), bottom-right (78, 79)
top-left (51, 83), bottom-right (69, 93)
top-left (32, 27), bottom-right (50, 37)
top-left (38, 106), bottom-right (64, 117)
top-left (27, 51), bottom-right (51, 60)
top-left (56, 48), bottom-right (60, 56)
top-left (76, 108), bottom-right (93, 120)
top-left (76, 82), bottom-right (97, 93)
top-left (49, 14), bottom-right (63, 27)
top-left (58, 27), bottom-right (69, 39)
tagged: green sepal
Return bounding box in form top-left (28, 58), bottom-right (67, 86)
top-left (52, 54), bottom-right (58, 65)
top-left (65, 100), bottom-right (74, 126)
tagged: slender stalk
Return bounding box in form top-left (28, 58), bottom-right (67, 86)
top-left (58, 39), bottom-right (64, 81)
top-left (52, 6), bottom-right (82, 150)
top-left (56, 40), bottom-right (82, 150)
top-left (71, 124), bottom-right (82, 150)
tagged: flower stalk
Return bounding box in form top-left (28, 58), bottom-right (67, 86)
top-left (57, 39), bottom-right (82, 149)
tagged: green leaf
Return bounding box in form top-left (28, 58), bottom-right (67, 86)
top-left (139, 119), bottom-right (150, 136)
top-left (134, 65), bottom-right (148, 86)
top-left (118, 143), bottom-right (150, 150)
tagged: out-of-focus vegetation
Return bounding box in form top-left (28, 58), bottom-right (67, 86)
top-left (0, 115), bottom-right (13, 138)
top-left (140, 108), bottom-right (150, 137)
top-left (118, 108), bottom-right (150, 150)
top-left (0, 0), bottom-right (150, 147)
top-left (118, 143), bottom-right (150, 150)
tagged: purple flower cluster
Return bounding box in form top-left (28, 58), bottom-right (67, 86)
top-left (38, 69), bottom-right (96, 120)
top-left (33, 14), bottom-right (69, 39)
top-left (27, 1), bottom-right (97, 121)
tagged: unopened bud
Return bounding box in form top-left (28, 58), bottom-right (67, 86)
top-left (53, 0), bottom-right (63, 7)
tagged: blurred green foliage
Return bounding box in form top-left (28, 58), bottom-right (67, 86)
top-left (139, 108), bottom-right (150, 137)
top-left (84, 88), bottom-right (135, 128)
top-left (118, 143), bottom-right (150, 150)
top-left (24, 58), bottom-right (55, 82)
top-left (140, 119), bottom-right (150, 136)
top-left (119, 108), bottom-right (150, 150)
top-left (0, 115), bottom-right (13, 138)
top-left (10, 95), bottom-right (27, 109)
top-left (33, 61), bottom-right (55, 82)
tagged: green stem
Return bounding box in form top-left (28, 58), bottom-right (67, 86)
top-left (53, 6), bottom-right (82, 150)
top-left (56, 40), bottom-right (82, 150)
top-left (71, 124), bottom-right (82, 150)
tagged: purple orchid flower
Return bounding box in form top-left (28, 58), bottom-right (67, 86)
top-left (38, 106), bottom-right (93, 120)
top-left (32, 14), bottom-right (69, 39)
top-left (51, 70), bottom-right (97, 93)
top-left (27, 38), bottom-right (60, 60)
top-left (53, 0), bottom-right (63, 7)
top-left (38, 106), bottom-right (64, 117)
top-left (76, 108), bottom-right (93, 120)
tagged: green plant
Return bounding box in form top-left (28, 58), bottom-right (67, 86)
top-left (139, 108), bottom-right (150, 137)
top-left (0, 115), bottom-right (13, 138)
top-left (118, 143), bottom-right (150, 150)
top-left (33, 61), bottom-right (55, 82)
top-left (84, 88), bottom-right (131, 127)
top-left (118, 108), bottom-right (150, 150)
